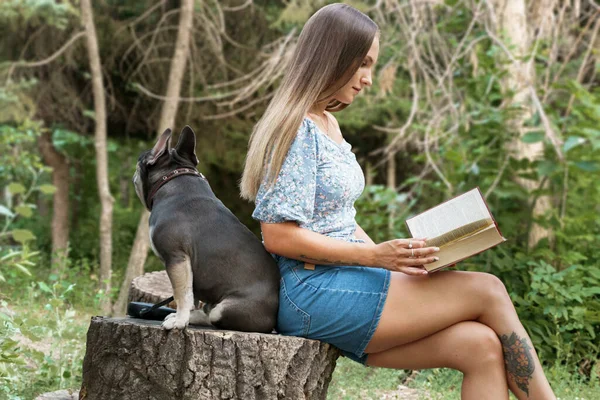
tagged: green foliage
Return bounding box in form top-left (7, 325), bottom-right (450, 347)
top-left (328, 357), bottom-right (600, 399)
top-left (0, 0), bottom-right (78, 30)
top-left (327, 356), bottom-right (413, 399)
top-left (352, 2), bottom-right (600, 371)
top-left (355, 185), bottom-right (415, 243)
top-left (513, 261), bottom-right (600, 364)
top-left (0, 0), bottom-right (598, 394)
top-left (0, 124), bottom-right (53, 283)
top-left (0, 280), bottom-right (88, 399)
top-left (407, 362), bottom-right (600, 400)
top-left (0, 121), bottom-right (46, 177)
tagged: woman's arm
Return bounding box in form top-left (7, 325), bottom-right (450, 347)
top-left (262, 221), bottom-right (375, 266)
top-left (262, 221), bottom-right (439, 275)
top-left (353, 223), bottom-right (376, 245)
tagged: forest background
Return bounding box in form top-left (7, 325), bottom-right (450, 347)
top-left (0, 0), bottom-right (599, 399)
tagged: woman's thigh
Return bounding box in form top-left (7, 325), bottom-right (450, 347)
top-left (366, 320), bottom-right (505, 373)
top-left (364, 269), bottom-right (509, 354)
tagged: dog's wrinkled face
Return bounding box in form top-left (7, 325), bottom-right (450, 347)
top-left (133, 126), bottom-right (199, 210)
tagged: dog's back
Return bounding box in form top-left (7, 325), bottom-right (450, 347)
top-left (136, 127), bottom-right (280, 333)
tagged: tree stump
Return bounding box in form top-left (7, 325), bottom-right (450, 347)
top-left (80, 316), bottom-right (340, 400)
top-left (128, 270), bottom-right (176, 308)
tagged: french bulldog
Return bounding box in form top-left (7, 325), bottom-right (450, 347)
top-left (132, 126), bottom-right (280, 333)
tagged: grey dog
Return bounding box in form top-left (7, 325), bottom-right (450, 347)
top-left (133, 126), bottom-right (280, 333)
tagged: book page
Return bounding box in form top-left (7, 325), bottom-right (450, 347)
top-left (424, 225), bottom-right (506, 272)
top-left (406, 188), bottom-right (492, 240)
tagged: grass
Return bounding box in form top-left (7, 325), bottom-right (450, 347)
top-left (1, 264), bottom-right (599, 400)
top-left (327, 356), bottom-right (600, 400)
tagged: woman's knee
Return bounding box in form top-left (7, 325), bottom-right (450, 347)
top-left (456, 322), bottom-right (504, 373)
top-left (472, 272), bottom-right (512, 307)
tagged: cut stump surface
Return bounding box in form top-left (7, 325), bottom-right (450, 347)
top-left (80, 316), bottom-right (340, 400)
top-left (128, 270), bottom-right (175, 308)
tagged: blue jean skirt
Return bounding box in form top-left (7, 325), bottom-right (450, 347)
top-left (273, 245), bottom-right (391, 365)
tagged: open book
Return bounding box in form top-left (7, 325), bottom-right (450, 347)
top-left (405, 187), bottom-right (507, 273)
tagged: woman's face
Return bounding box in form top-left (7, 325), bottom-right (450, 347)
top-left (332, 35), bottom-right (380, 104)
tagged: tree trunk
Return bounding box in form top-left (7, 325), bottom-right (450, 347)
top-left (80, 317), bottom-right (340, 400)
top-left (365, 160), bottom-right (374, 186)
top-left (491, 0), bottom-right (552, 249)
top-left (115, 0), bottom-right (194, 316)
top-left (70, 159), bottom-right (83, 232)
top-left (119, 155), bottom-right (131, 207)
top-left (127, 270), bottom-right (176, 308)
top-left (38, 131), bottom-right (69, 271)
top-left (387, 151), bottom-right (396, 235)
top-left (82, 0), bottom-right (114, 315)
top-left (112, 211), bottom-right (150, 315)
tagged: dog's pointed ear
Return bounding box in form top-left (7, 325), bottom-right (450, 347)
top-left (148, 128), bottom-right (172, 165)
top-left (175, 125), bottom-right (198, 166)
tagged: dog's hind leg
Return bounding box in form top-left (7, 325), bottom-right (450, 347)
top-left (188, 303), bottom-right (214, 326)
top-left (162, 255), bottom-right (194, 330)
top-left (207, 298), bottom-right (276, 333)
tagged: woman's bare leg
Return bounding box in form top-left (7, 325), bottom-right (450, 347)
top-left (364, 270), bottom-right (556, 400)
top-left (367, 321), bottom-right (509, 400)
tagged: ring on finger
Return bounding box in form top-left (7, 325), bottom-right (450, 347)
top-left (408, 239), bottom-right (413, 249)
top-left (411, 248), bottom-right (415, 258)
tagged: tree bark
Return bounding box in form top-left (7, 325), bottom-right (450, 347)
top-left (70, 159), bottom-right (83, 232)
top-left (81, 0), bottom-right (114, 315)
top-left (80, 317), bottom-right (340, 400)
top-left (490, 0), bottom-right (552, 249)
top-left (38, 131), bottom-right (70, 271)
top-left (114, 0), bottom-right (194, 316)
top-left (113, 211), bottom-right (150, 315)
top-left (119, 155), bottom-right (131, 207)
top-left (387, 151), bottom-right (396, 235)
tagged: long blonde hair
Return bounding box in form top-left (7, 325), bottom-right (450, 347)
top-left (239, 3), bottom-right (379, 201)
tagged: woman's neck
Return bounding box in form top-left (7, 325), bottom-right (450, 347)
top-left (308, 100), bottom-right (329, 116)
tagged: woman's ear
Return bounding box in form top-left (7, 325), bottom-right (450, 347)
top-left (175, 125), bottom-right (199, 166)
top-left (148, 128), bottom-right (172, 165)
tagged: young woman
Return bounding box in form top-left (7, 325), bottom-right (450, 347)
top-left (240, 4), bottom-right (556, 399)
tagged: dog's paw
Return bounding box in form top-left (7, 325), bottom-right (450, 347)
top-left (162, 313), bottom-right (189, 330)
top-left (164, 313), bottom-right (177, 322)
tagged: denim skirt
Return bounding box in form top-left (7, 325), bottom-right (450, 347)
top-left (273, 241), bottom-right (391, 365)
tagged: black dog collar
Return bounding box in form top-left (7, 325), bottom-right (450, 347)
top-left (146, 168), bottom-right (207, 210)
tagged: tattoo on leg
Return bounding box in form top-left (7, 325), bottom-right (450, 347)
top-left (499, 332), bottom-right (535, 396)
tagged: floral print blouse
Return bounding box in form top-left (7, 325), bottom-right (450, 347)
top-left (252, 117), bottom-right (366, 246)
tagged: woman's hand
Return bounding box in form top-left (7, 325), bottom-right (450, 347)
top-left (369, 238), bottom-right (440, 276)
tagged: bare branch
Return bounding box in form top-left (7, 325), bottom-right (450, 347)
top-left (199, 92), bottom-right (274, 120)
top-left (114, 0), bottom-right (167, 38)
top-left (134, 82), bottom-right (237, 102)
top-left (424, 119), bottom-right (453, 192)
top-left (565, 17), bottom-right (600, 115)
top-left (3, 31), bottom-right (86, 82)
top-left (484, 153), bottom-right (510, 200)
top-left (380, 57), bottom-right (419, 154)
top-left (222, 0), bottom-right (253, 12)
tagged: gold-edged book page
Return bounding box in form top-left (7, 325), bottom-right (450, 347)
top-left (424, 224), bottom-right (507, 272)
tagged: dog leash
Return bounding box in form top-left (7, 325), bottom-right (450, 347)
top-left (146, 167), bottom-right (207, 210)
top-left (138, 295), bottom-right (175, 317)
